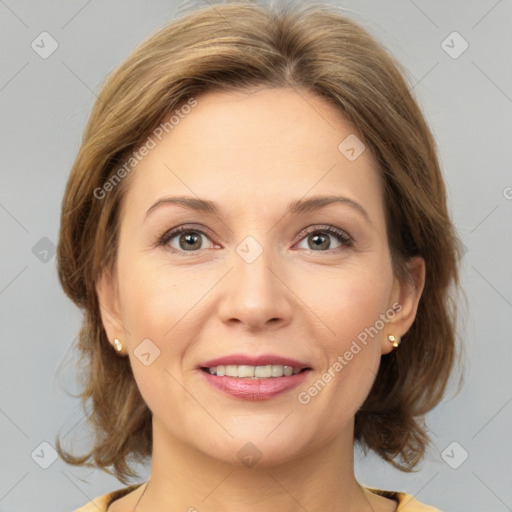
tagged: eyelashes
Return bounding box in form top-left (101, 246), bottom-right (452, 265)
top-left (157, 223), bottom-right (354, 255)
top-left (158, 226), bottom-right (218, 253)
top-left (297, 225), bottom-right (353, 251)
top-left (157, 224), bottom-right (219, 254)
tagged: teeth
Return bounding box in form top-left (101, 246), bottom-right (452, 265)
top-left (271, 365), bottom-right (284, 377)
top-left (254, 365), bottom-right (271, 378)
top-left (226, 365), bottom-right (238, 377)
top-left (207, 364), bottom-right (303, 378)
top-left (238, 365), bottom-right (255, 378)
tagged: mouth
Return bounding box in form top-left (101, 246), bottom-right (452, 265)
top-left (198, 354), bottom-right (313, 400)
top-left (201, 364), bottom-right (311, 378)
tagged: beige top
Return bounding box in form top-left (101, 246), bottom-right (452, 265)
top-left (74, 483), bottom-right (442, 511)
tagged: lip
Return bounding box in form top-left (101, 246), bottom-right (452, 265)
top-left (198, 354), bottom-right (313, 401)
top-left (200, 353), bottom-right (311, 369)
top-left (200, 369), bottom-right (312, 400)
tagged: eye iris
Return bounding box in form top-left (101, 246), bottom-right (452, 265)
top-left (308, 233), bottom-right (330, 250)
top-left (180, 231), bottom-right (201, 250)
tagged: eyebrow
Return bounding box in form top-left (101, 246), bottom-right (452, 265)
top-left (145, 194), bottom-right (372, 225)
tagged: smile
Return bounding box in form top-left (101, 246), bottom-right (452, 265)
top-left (202, 364), bottom-right (306, 378)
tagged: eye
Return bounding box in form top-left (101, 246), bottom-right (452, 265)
top-left (295, 225), bottom-right (353, 252)
top-left (157, 224), bottom-right (353, 254)
top-left (159, 225), bottom-right (217, 253)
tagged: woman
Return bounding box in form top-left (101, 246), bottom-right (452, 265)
top-left (57, 1), bottom-right (462, 511)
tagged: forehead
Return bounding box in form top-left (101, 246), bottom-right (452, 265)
top-left (121, 87), bottom-right (383, 221)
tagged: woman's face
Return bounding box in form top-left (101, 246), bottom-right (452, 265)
top-left (98, 87), bottom-right (423, 468)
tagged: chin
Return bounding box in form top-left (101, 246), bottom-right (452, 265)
top-left (196, 430), bottom-right (313, 470)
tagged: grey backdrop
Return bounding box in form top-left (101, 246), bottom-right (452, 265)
top-left (1, 1), bottom-right (511, 511)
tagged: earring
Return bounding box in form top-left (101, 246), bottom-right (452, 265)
top-left (113, 338), bottom-right (123, 352)
top-left (388, 334), bottom-right (401, 348)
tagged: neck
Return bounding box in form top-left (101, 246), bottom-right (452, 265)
top-left (139, 419), bottom-right (374, 512)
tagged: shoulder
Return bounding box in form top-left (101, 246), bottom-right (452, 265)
top-left (395, 492), bottom-right (443, 511)
top-left (366, 487), bottom-right (443, 511)
top-left (74, 483), bottom-right (441, 512)
top-left (73, 483), bottom-right (144, 512)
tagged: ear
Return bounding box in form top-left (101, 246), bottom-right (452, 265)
top-left (96, 265), bottom-right (126, 355)
top-left (381, 256), bottom-right (426, 355)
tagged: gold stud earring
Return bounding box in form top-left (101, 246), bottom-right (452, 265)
top-left (113, 338), bottom-right (123, 352)
top-left (388, 334), bottom-right (400, 348)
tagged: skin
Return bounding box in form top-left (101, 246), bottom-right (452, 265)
top-left (97, 87), bottom-right (425, 512)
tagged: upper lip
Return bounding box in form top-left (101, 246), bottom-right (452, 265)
top-left (200, 354), bottom-right (312, 369)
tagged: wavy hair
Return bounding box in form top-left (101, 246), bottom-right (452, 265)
top-left (56, 0), bottom-right (463, 483)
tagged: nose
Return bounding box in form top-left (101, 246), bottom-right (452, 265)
top-left (217, 243), bottom-right (293, 331)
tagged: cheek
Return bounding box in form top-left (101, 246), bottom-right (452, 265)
top-left (115, 253), bottom-right (208, 404)
top-left (117, 270), bottom-right (195, 422)
top-left (293, 261), bottom-right (393, 409)
top-left (116, 251), bottom-right (200, 339)
top-left (299, 261), bottom-right (393, 347)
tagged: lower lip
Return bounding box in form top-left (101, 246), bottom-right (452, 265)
top-left (200, 370), bottom-right (311, 400)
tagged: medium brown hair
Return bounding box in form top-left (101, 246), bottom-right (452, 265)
top-left (56, 0), bottom-right (463, 483)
